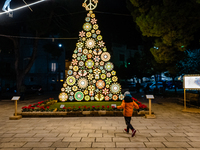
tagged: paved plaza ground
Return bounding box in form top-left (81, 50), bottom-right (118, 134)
top-left (0, 92), bottom-right (200, 150)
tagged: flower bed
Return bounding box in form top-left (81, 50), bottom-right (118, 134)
top-left (21, 98), bottom-right (57, 112)
top-left (20, 98), bottom-right (149, 117)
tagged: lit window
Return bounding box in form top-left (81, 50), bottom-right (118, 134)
top-left (51, 63), bottom-right (56, 72)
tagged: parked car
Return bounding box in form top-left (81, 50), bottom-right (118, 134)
top-left (149, 82), bottom-right (164, 91)
top-left (167, 81), bottom-right (183, 89)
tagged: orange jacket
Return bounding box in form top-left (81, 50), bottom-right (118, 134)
top-left (117, 100), bottom-right (139, 117)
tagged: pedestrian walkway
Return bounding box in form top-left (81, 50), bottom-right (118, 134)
top-left (0, 96), bottom-right (200, 150)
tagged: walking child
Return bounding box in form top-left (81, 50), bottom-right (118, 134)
top-left (116, 91), bottom-right (139, 137)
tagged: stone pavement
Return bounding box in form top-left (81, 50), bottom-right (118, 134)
top-left (0, 95), bottom-right (200, 150)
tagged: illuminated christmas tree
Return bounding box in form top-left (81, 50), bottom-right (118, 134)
top-left (59, 0), bottom-right (124, 102)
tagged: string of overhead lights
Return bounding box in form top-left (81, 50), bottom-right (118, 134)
top-left (0, 34), bottom-right (78, 41)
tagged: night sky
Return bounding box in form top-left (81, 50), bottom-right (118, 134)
top-left (0, 0), bottom-right (144, 52)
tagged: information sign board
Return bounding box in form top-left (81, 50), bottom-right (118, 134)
top-left (111, 104), bottom-right (116, 108)
top-left (60, 105), bottom-right (65, 108)
top-left (184, 75), bottom-right (200, 90)
top-left (146, 95), bottom-right (154, 99)
top-left (11, 96), bottom-right (20, 101)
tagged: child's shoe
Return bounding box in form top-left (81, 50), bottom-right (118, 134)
top-left (124, 129), bottom-right (129, 133)
top-left (131, 129), bottom-right (136, 137)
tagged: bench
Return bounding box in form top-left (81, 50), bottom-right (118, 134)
top-left (178, 93), bottom-right (199, 107)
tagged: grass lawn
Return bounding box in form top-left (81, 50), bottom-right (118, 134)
top-left (50, 101), bottom-right (122, 109)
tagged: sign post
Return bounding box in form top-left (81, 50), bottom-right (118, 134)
top-left (183, 75), bottom-right (200, 110)
top-left (9, 96), bottom-right (22, 120)
top-left (145, 95), bottom-right (156, 119)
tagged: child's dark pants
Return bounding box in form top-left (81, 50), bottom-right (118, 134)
top-left (124, 117), bottom-right (134, 132)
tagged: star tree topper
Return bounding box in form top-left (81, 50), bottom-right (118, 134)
top-left (82, 0), bottom-right (98, 11)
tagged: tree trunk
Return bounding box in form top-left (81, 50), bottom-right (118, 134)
top-left (11, 32), bottom-right (39, 95)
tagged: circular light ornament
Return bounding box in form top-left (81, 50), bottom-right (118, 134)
top-left (110, 83), bottom-right (121, 94)
top-left (70, 91), bottom-right (74, 95)
top-left (77, 78), bottom-right (88, 89)
top-left (63, 83), bottom-right (67, 88)
top-left (101, 74), bottom-right (106, 80)
top-left (101, 52), bottom-right (111, 62)
top-left (93, 24), bottom-right (99, 30)
top-left (102, 88), bottom-right (109, 95)
top-left (87, 53), bottom-right (93, 59)
top-left (97, 35), bottom-right (102, 41)
top-left (89, 50), bottom-right (93, 53)
top-left (96, 80), bottom-right (105, 89)
top-left (85, 17), bottom-right (90, 22)
top-left (83, 23), bottom-right (92, 31)
top-left (105, 62), bottom-right (114, 71)
top-left (112, 76), bottom-right (118, 82)
top-left (83, 49), bottom-right (88, 55)
top-left (76, 75), bottom-right (80, 79)
top-left (95, 94), bottom-right (104, 101)
top-left (106, 84), bottom-right (110, 88)
top-left (100, 61), bottom-right (104, 66)
top-left (77, 57), bottom-right (81, 61)
top-left (96, 30), bottom-right (101, 34)
top-left (81, 55), bottom-right (87, 61)
top-left (59, 92), bottom-right (68, 102)
top-left (119, 94), bottom-right (124, 100)
top-left (72, 59), bottom-right (78, 65)
top-left (85, 59), bottom-right (94, 69)
top-left (79, 31), bottom-right (85, 37)
top-left (66, 76), bottom-right (76, 86)
top-left (111, 70), bottom-right (116, 76)
top-left (112, 95), bottom-right (118, 101)
top-left (61, 88), bottom-right (65, 92)
top-left (65, 86), bottom-right (71, 93)
top-left (86, 38), bottom-right (96, 49)
top-left (79, 61), bottom-right (84, 67)
top-left (103, 47), bottom-right (107, 52)
top-left (73, 66), bottom-right (79, 72)
top-left (107, 72), bottom-right (111, 78)
top-left (92, 34), bottom-right (97, 38)
top-left (87, 74), bottom-right (94, 80)
top-left (94, 56), bottom-right (100, 62)
top-left (82, 37), bottom-right (86, 41)
top-left (85, 95), bottom-right (90, 101)
top-left (86, 32), bottom-right (92, 37)
top-left (105, 95), bottom-right (110, 101)
top-left (102, 69), bottom-right (106, 74)
top-left (84, 90), bottom-right (89, 95)
top-left (69, 96), bottom-right (74, 101)
top-left (91, 13), bottom-right (95, 18)
top-left (74, 91), bottom-right (84, 101)
top-left (72, 54), bottom-right (77, 59)
top-left (72, 86), bottom-right (78, 92)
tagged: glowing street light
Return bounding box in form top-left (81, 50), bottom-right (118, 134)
top-left (0, 0), bottom-right (46, 16)
top-left (58, 44), bottom-right (62, 48)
